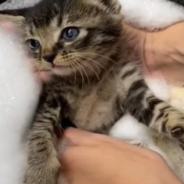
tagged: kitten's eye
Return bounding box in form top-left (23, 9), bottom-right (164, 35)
top-left (27, 39), bottom-right (41, 51)
top-left (62, 27), bottom-right (79, 41)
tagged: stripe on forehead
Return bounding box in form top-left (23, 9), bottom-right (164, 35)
top-left (63, 0), bottom-right (111, 25)
top-left (84, 0), bottom-right (109, 12)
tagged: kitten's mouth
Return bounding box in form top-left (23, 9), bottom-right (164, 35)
top-left (36, 64), bottom-right (73, 80)
top-left (52, 65), bottom-right (70, 71)
top-left (53, 65), bottom-right (68, 69)
top-left (52, 64), bottom-right (73, 76)
top-left (37, 65), bottom-right (68, 72)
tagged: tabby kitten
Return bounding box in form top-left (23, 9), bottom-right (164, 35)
top-left (1, 0), bottom-right (184, 183)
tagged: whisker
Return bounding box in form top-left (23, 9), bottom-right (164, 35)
top-left (76, 60), bottom-right (90, 85)
top-left (73, 59), bottom-right (85, 88)
top-left (67, 52), bottom-right (114, 65)
top-left (78, 57), bottom-right (100, 80)
top-left (72, 60), bottom-right (80, 83)
top-left (56, 53), bottom-right (107, 71)
top-left (79, 52), bottom-right (115, 63)
top-left (71, 62), bottom-right (77, 83)
top-left (74, 44), bottom-right (113, 52)
top-left (66, 53), bottom-right (107, 72)
top-left (78, 55), bottom-right (107, 71)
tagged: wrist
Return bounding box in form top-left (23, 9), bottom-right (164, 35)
top-left (123, 22), bottom-right (146, 49)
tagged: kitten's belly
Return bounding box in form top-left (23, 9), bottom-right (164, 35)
top-left (68, 63), bottom-right (140, 132)
top-left (69, 93), bottom-right (117, 132)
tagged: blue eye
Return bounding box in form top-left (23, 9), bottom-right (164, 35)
top-left (62, 27), bottom-right (79, 41)
top-left (28, 39), bottom-right (41, 51)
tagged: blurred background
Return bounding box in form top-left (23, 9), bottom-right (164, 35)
top-left (0, 0), bottom-right (40, 10)
top-left (0, 0), bottom-right (183, 11)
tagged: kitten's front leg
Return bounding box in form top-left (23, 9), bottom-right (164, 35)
top-left (150, 104), bottom-right (184, 147)
top-left (144, 77), bottom-right (184, 147)
top-left (25, 96), bottom-right (62, 184)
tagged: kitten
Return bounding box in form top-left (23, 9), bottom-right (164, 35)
top-left (1, 0), bottom-right (184, 183)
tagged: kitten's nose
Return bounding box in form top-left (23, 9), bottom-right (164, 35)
top-left (43, 54), bottom-right (56, 63)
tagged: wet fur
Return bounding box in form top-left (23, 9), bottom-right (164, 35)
top-left (1, 0), bottom-right (184, 183)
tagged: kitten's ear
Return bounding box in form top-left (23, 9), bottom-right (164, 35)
top-left (0, 14), bottom-right (25, 25)
top-left (0, 8), bottom-right (28, 26)
top-left (101, 0), bottom-right (121, 14)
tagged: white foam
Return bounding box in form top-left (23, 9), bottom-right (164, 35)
top-left (119, 0), bottom-right (184, 30)
top-left (109, 114), bottom-right (170, 164)
top-left (0, 27), bottom-right (41, 184)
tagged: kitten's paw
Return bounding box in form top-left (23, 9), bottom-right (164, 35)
top-left (164, 111), bottom-right (184, 143)
top-left (145, 77), bottom-right (184, 113)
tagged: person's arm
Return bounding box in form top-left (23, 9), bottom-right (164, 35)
top-left (59, 128), bottom-right (182, 184)
top-left (143, 22), bottom-right (184, 84)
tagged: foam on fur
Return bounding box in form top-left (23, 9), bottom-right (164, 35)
top-left (119, 0), bottom-right (184, 30)
top-left (145, 77), bottom-right (184, 113)
top-left (0, 25), bottom-right (41, 184)
top-left (109, 114), bottom-right (170, 163)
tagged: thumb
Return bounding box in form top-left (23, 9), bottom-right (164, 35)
top-left (61, 128), bottom-right (98, 147)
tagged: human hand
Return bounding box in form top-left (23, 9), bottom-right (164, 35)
top-left (142, 22), bottom-right (184, 85)
top-left (59, 128), bottom-right (182, 184)
top-left (124, 22), bottom-right (184, 85)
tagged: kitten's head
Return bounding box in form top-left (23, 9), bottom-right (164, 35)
top-left (0, 0), bottom-right (123, 78)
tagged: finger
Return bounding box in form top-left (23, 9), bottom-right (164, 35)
top-left (63, 128), bottom-right (141, 150)
top-left (154, 63), bottom-right (184, 84)
top-left (62, 128), bottom-right (97, 147)
top-left (59, 129), bottom-right (113, 160)
top-left (175, 46), bottom-right (184, 63)
top-left (62, 128), bottom-right (155, 160)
